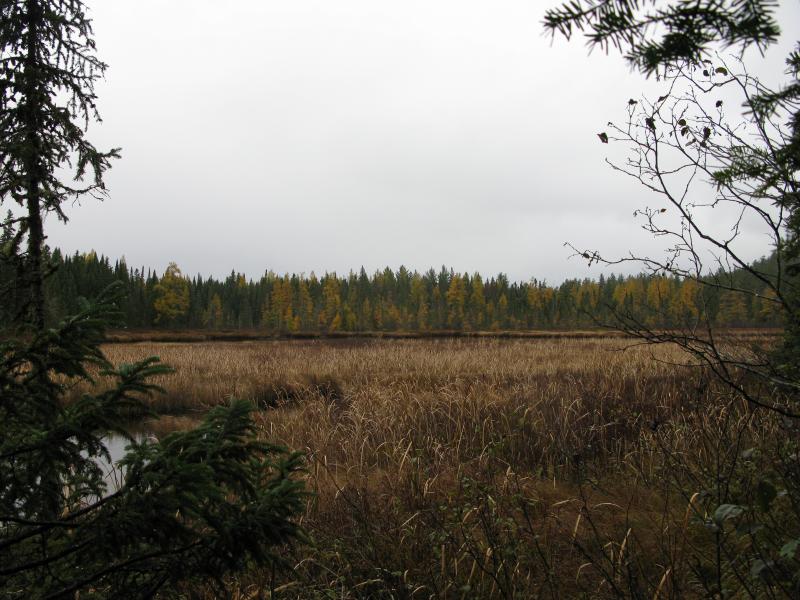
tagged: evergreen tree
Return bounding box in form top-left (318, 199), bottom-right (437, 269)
top-left (543, 1), bottom-right (780, 76)
top-left (0, 210), bottom-right (22, 326)
top-left (4, 240), bottom-right (787, 333)
top-left (0, 0), bottom-right (120, 329)
top-left (0, 3), bottom-right (306, 596)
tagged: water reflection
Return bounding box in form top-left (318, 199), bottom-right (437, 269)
top-left (97, 432), bottom-right (149, 491)
top-left (95, 417), bottom-right (199, 492)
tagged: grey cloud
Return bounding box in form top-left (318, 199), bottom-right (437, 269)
top-left (47, 0), bottom-right (800, 284)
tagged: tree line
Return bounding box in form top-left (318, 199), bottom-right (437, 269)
top-left (18, 244), bottom-right (784, 332)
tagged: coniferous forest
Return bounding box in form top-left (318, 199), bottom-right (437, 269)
top-left (13, 243), bottom-right (784, 333)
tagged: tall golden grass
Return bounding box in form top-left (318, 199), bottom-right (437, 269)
top-left (96, 337), bottom-right (788, 598)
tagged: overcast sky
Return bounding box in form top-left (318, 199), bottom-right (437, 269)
top-left (46, 1), bottom-right (800, 283)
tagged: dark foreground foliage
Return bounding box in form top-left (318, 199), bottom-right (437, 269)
top-left (0, 285), bottom-right (306, 598)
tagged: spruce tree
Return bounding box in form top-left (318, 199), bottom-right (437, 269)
top-left (0, 2), bottom-right (306, 597)
top-left (0, 0), bottom-right (120, 329)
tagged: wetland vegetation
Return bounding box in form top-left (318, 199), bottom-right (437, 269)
top-left (87, 334), bottom-right (797, 598)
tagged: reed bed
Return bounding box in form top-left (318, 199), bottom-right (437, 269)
top-left (96, 337), bottom-right (788, 599)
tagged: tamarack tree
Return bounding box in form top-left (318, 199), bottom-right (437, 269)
top-left (0, 1), bottom-right (305, 597)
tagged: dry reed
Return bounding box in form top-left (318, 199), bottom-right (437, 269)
top-left (95, 337), bottom-right (784, 598)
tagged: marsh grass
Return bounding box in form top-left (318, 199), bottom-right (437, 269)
top-left (92, 336), bottom-right (792, 598)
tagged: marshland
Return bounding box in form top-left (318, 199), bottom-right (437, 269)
top-left (4, 2), bottom-right (799, 598)
top-left (88, 334), bottom-right (792, 598)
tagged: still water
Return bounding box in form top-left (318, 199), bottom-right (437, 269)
top-left (94, 419), bottom-right (196, 492)
top-left (96, 432), bottom-right (149, 491)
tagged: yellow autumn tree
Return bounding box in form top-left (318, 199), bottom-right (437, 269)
top-left (528, 285), bottom-right (555, 327)
top-left (717, 290), bottom-right (748, 327)
top-left (153, 262), bottom-right (190, 325)
top-left (343, 304), bottom-right (358, 330)
top-left (673, 279), bottom-right (700, 323)
top-left (469, 274), bottom-right (485, 330)
top-left (646, 277), bottom-right (673, 325)
top-left (446, 274), bottom-right (466, 329)
top-left (410, 275), bottom-right (429, 330)
top-left (320, 275), bottom-right (341, 331)
top-left (755, 287), bottom-right (781, 324)
top-left (384, 300), bottom-right (401, 329)
top-left (270, 276), bottom-right (293, 332)
top-left (297, 281), bottom-right (314, 330)
top-left (204, 293), bottom-right (223, 329)
top-left (497, 293), bottom-right (509, 329)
